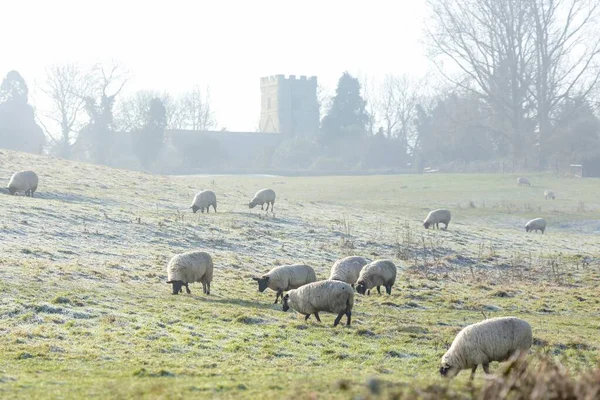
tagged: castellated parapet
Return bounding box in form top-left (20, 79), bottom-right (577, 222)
top-left (259, 75), bottom-right (319, 136)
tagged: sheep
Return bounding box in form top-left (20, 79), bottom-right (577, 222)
top-left (8, 170), bottom-right (39, 197)
top-left (355, 259), bottom-right (397, 295)
top-left (440, 316), bottom-right (533, 379)
top-left (166, 251), bottom-right (214, 295)
top-left (282, 280), bottom-right (354, 327)
top-left (252, 264), bottom-right (316, 304)
top-left (249, 188), bottom-right (276, 212)
top-left (328, 256), bottom-right (369, 287)
top-left (517, 177), bottom-right (531, 187)
top-left (544, 190), bottom-right (555, 200)
top-left (190, 190), bottom-right (217, 213)
top-left (423, 209), bottom-right (451, 230)
top-left (525, 218), bottom-right (546, 234)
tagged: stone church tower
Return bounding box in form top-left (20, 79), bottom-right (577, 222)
top-left (259, 75), bottom-right (319, 136)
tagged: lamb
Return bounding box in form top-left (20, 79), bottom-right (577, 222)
top-left (355, 259), bottom-right (397, 295)
top-left (328, 256), bottom-right (369, 287)
top-left (423, 209), bottom-right (451, 230)
top-left (166, 251), bottom-right (214, 295)
top-left (440, 316), bottom-right (533, 378)
top-left (252, 264), bottom-right (316, 304)
top-left (525, 217), bottom-right (546, 234)
top-left (8, 170), bottom-right (39, 197)
top-left (249, 188), bottom-right (276, 212)
top-left (282, 280), bottom-right (354, 327)
top-left (544, 190), bottom-right (555, 200)
top-left (517, 177), bottom-right (531, 187)
top-left (190, 190), bottom-right (217, 213)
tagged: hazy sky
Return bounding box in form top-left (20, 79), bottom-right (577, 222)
top-left (1, 0), bottom-right (429, 132)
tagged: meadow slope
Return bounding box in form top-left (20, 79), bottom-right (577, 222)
top-left (0, 149), bottom-right (599, 399)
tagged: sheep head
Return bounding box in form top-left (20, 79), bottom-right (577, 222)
top-left (252, 276), bottom-right (269, 292)
top-left (166, 280), bottom-right (184, 295)
top-left (282, 294), bottom-right (290, 312)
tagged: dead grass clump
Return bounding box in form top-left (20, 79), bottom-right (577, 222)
top-left (480, 354), bottom-right (600, 400)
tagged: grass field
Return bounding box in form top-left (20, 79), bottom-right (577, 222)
top-left (0, 149), bottom-right (599, 399)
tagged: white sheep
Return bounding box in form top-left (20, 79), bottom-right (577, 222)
top-left (440, 316), bottom-right (533, 378)
top-left (423, 209), bottom-right (451, 230)
top-left (282, 280), bottom-right (354, 327)
top-left (190, 190), bottom-right (217, 213)
top-left (544, 190), bottom-right (555, 200)
top-left (525, 218), bottom-right (546, 234)
top-left (328, 256), bottom-right (369, 287)
top-left (355, 259), bottom-right (397, 295)
top-left (249, 188), bottom-right (276, 212)
top-left (166, 251), bottom-right (214, 295)
top-left (8, 170), bottom-right (39, 197)
top-left (517, 177), bottom-right (531, 187)
top-left (252, 264), bottom-right (316, 304)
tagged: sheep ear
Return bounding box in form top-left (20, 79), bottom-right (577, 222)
top-left (166, 281), bottom-right (173, 284)
top-left (251, 277), bottom-right (259, 281)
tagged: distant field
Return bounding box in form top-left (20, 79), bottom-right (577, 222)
top-left (0, 149), bottom-right (599, 399)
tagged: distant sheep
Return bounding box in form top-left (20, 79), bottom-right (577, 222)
top-left (440, 316), bottom-right (533, 378)
top-left (283, 280), bottom-right (354, 327)
top-left (517, 177), bottom-right (531, 187)
top-left (8, 170), bottom-right (38, 197)
top-left (544, 190), bottom-right (555, 200)
top-left (355, 259), bottom-right (397, 295)
top-left (249, 188), bottom-right (276, 212)
top-left (423, 209), bottom-right (451, 230)
top-left (525, 218), bottom-right (546, 234)
top-left (190, 190), bottom-right (217, 213)
top-left (252, 264), bottom-right (316, 304)
top-left (328, 256), bottom-right (369, 287)
top-left (166, 251), bottom-right (214, 295)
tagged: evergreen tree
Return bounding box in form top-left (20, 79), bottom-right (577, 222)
top-left (321, 72), bottom-right (369, 140)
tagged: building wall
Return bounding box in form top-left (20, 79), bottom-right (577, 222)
top-left (259, 75), bottom-right (319, 136)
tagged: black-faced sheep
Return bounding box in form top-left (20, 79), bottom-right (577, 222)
top-left (328, 256), bottom-right (369, 287)
top-left (282, 280), bottom-right (354, 327)
top-left (355, 259), bottom-right (397, 295)
top-left (8, 170), bottom-right (38, 197)
top-left (249, 188), bottom-right (276, 212)
top-left (525, 218), bottom-right (546, 234)
top-left (440, 316), bottom-right (532, 378)
top-left (544, 190), bottom-right (555, 200)
top-left (252, 264), bottom-right (316, 304)
top-left (423, 209), bottom-right (451, 230)
top-left (190, 190), bottom-right (217, 213)
top-left (166, 251), bottom-right (214, 295)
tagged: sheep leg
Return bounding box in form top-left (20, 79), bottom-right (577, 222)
top-left (202, 282), bottom-right (207, 294)
top-left (385, 285), bottom-right (392, 295)
top-left (443, 223), bottom-right (448, 230)
top-left (274, 290), bottom-right (282, 304)
top-left (185, 284), bottom-right (191, 294)
top-left (346, 310), bottom-right (351, 326)
top-left (376, 286), bottom-right (381, 295)
top-left (470, 365), bottom-right (477, 379)
top-left (367, 289), bottom-right (370, 296)
top-left (212, 204), bottom-right (217, 212)
top-left (483, 363), bottom-right (490, 374)
top-left (314, 312), bottom-right (322, 322)
top-left (305, 314), bottom-right (311, 321)
top-left (206, 282), bottom-right (210, 295)
top-left (261, 204), bottom-right (264, 210)
top-left (333, 312), bottom-right (344, 327)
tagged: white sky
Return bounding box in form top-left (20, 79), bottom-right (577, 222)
top-left (1, 0), bottom-right (430, 132)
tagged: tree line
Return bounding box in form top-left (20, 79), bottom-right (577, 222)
top-left (1, 0), bottom-right (600, 173)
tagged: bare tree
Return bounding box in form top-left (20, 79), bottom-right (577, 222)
top-left (530, 0), bottom-right (600, 166)
top-left (171, 86), bottom-right (217, 131)
top-left (37, 64), bottom-right (94, 157)
top-left (425, 0), bottom-right (537, 160)
top-left (116, 90), bottom-right (175, 132)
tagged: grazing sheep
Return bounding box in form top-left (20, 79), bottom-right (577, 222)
top-left (166, 251), bottom-right (214, 295)
top-left (544, 190), bottom-right (555, 200)
top-left (440, 316), bottom-right (533, 378)
top-left (249, 188), bottom-right (276, 212)
top-left (423, 209), bottom-right (451, 230)
top-left (355, 259), bottom-right (397, 295)
top-left (8, 170), bottom-right (38, 197)
top-left (517, 177), bottom-right (531, 187)
top-left (282, 280), bottom-right (354, 327)
top-left (328, 256), bottom-right (369, 287)
top-left (190, 190), bottom-right (217, 213)
top-left (525, 218), bottom-right (546, 234)
top-left (252, 264), bottom-right (316, 304)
